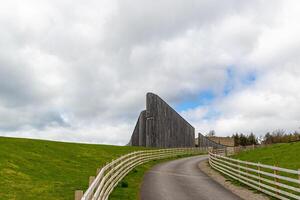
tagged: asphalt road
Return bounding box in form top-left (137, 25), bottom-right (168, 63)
top-left (140, 155), bottom-right (242, 200)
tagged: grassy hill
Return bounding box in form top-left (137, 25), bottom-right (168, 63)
top-left (0, 136), bottom-right (144, 200)
top-left (233, 141), bottom-right (300, 170)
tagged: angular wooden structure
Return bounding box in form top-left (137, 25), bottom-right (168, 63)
top-left (129, 93), bottom-right (195, 148)
top-left (197, 133), bottom-right (226, 149)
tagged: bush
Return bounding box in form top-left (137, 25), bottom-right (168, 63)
top-left (120, 181), bottom-right (128, 188)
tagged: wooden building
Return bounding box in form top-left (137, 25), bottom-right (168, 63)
top-left (129, 93), bottom-right (195, 148)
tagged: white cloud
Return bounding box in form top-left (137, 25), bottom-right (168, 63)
top-left (185, 56), bottom-right (300, 137)
top-left (1, 0), bottom-right (300, 144)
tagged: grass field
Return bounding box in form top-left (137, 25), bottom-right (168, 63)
top-left (230, 142), bottom-right (300, 199)
top-left (232, 141), bottom-right (300, 170)
top-left (0, 136), bottom-right (145, 200)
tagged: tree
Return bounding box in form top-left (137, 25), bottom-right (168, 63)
top-left (262, 129), bottom-right (300, 144)
top-left (206, 130), bottom-right (216, 137)
top-left (247, 132), bottom-right (258, 145)
top-left (232, 133), bottom-right (240, 146)
top-left (239, 133), bottom-right (248, 146)
top-left (264, 132), bottom-right (272, 144)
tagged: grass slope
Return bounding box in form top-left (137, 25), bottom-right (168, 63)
top-left (0, 136), bottom-right (144, 200)
top-left (231, 142), bottom-right (300, 199)
top-left (233, 142), bottom-right (300, 170)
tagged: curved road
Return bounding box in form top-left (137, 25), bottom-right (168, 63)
top-left (140, 155), bottom-right (242, 200)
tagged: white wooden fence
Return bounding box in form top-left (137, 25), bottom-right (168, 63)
top-left (76, 147), bottom-right (206, 200)
top-left (209, 151), bottom-right (300, 200)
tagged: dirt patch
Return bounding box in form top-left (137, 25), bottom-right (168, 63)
top-left (198, 160), bottom-right (270, 200)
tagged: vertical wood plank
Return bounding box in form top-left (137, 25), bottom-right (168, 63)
top-left (74, 190), bottom-right (83, 200)
top-left (96, 168), bottom-right (101, 175)
top-left (274, 164), bottom-right (278, 195)
top-left (298, 169), bottom-right (300, 187)
top-left (89, 176), bottom-right (95, 186)
top-left (258, 162), bottom-right (261, 189)
top-left (132, 93), bottom-right (195, 148)
top-left (238, 159), bottom-right (241, 183)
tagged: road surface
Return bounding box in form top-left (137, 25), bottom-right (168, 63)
top-left (140, 155), bottom-right (242, 200)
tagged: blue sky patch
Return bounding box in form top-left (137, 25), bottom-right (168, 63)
top-left (223, 67), bottom-right (236, 96)
top-left (242, 72), bottom-right (256, 85)
top-left (223, 67), bottom-right (257, 96)
top-left (175, 67), bottom-right (257, 115)
top-left (175, 90), bottom-right (215, 111)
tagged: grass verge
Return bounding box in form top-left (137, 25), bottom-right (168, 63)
top-left (232, 142), bottom-right (300, 170)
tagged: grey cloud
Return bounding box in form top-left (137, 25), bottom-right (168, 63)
top-left (0, 0), bottom-right (299, 144)
top-left (0, 61), bottom-right (43, 107)
top-left (102, 0), bottom-right (252, 50)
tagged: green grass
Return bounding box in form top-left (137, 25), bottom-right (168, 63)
top-left (232, 142), bottom-right (300, 170)
top-left (109, 154), bottom-right (201, 200)
top-left (229, 142), bottom-right (300, 199)
top-left (0, 136), bottom-right (145, 200)
top-left (108, 159), bottom-right (161, 200)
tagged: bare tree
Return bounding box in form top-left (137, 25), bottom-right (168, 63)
top-left (206, 130), bottom-right (216, 137)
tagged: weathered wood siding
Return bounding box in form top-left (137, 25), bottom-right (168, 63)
top-left (130, 93), bottom-right (195, 148)
top-left (138, 110), bottom-right (146, 146)
top-left (197, 133), bottom-right (226, 149)
top-left (130, 110), bottom-right (146, 146)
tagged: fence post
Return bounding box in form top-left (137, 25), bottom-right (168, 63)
top-left (258, 162), bottom-right (261, 189)
top-left (274, 164), bottom-right (278, 195)
top-left (96, 168), bottom-right (101, 175)
top-left (298, 169), bottom-right (300, 187)
top-left (109, 159), bottom-right (113, 180)
top-left (245, 163), bottom-right (248, 183)
top-left (74, 190), bottom-right (83, 200)
top-left (238, 159), bottom-right (240, 183)
top-left (89, 176), bottom-right (95, 186)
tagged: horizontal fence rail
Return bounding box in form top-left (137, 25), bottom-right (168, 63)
top-left (209, 151), bottom-right (300, 200)
top-left (77, 147), bottom-right (206, 200)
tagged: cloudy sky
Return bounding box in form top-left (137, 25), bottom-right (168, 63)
top-left (1, 0), bottom-right (300, 145)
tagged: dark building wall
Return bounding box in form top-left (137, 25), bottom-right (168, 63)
top-left (138, 110), bottom-right (146, 146)
top-left (129, 115), bottom-right (139, 146)
top-left (130, 93), bottom-right (195, 148)
top-left (130, 110), bottom-right (146, 146)
top-left (146, 93), bottom-right (194, 147)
